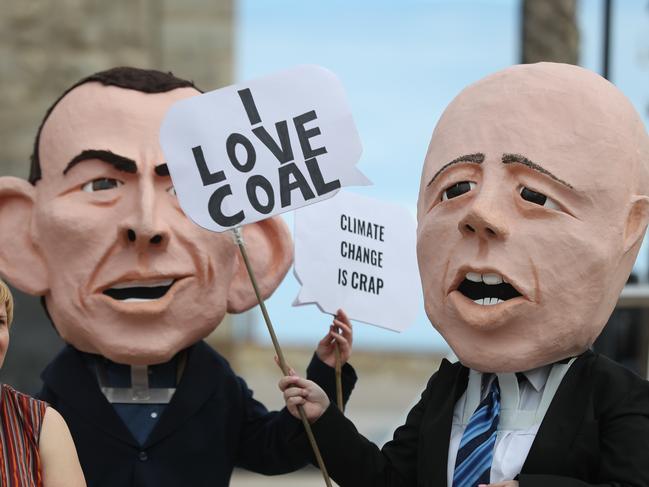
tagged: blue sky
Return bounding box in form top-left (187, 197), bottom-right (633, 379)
top-left (234, 0), bottom-right (649, 352)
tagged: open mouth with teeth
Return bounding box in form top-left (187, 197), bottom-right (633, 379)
top-left (103, 279), bottom-right (175, 302)
top-left (457, 272), bottom-right (522, 306)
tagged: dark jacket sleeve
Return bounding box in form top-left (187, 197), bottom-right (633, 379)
top-left (307, 373), bottom-right (436, 487)
top-left (235, 376), bottom-right (309, 475)
top-left (235, 355), bottom-right (357, 475)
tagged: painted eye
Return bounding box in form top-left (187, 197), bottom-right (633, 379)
top-left (520, 187), bottom-right (560, 210)
top-left (441, 181), bottom-right (476, 201)
top-left (166, 186), bottom-right (177, 196)
top-left (82, 178), bottom-right (123, 192)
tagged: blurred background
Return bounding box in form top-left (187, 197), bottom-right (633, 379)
top-left (1, 1), bottom-right (648, 485)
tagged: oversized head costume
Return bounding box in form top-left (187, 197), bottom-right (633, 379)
top-left (0, 68), bottom-right (360, 487)
top-left (417, 62), bottom-right (649, 372)
top-left (0, 68), bottom-right (293, 366)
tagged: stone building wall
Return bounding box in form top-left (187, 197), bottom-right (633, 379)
top-left (0, 0), bottom-right (234, 392)
top-left (0, 0), bottom-right (233, 178)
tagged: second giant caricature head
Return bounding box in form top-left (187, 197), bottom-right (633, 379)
top-left (417, 63), bottom-right (649, 372)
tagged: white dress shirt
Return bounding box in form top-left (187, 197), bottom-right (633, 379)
top-left (446, 360), bottom-right (575, 486)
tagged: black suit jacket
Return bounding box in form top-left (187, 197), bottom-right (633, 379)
top-left (38, 341), bottom-right (356, 487)
top-left (310, 350), bottom-right (649, 487)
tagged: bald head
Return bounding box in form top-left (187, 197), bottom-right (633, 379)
top-left (419, 62), bottom-right (649, 216)
top-left (416, 63), bottom-right (649, 372)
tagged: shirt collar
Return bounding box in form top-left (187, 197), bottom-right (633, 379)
top-left (519, 364), bottom-right (552, 392)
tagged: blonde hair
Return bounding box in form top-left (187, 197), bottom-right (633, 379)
top-left (0, 280), bottom-right (13, 327)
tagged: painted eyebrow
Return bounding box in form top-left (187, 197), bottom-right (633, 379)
top-left (501, 153), bottom-right (574, 189)
top-left (426, 153), bottom-right (485, 187)
top-left (63, 150), bottom-right (137, 176)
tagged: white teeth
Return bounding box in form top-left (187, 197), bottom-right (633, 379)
top-left (465, 272), bottom-right (505, 285)
top-left (111, 279), bottom-right (174, 290)
top-left (482, 273), bottom-right (503, 285)
top-left (473, 297), bottom-right (504, 306)
top-left (122, 298), bottom-right (150, 302)
top-left (465, 271), bottom-right (510, 305)
top-left (466, 272), bottom-right (482, 283)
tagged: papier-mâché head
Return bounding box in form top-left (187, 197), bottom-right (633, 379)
top-left (0, 68), bottom-right (293, 365)
top-left (417, 62), bottom-right (649, 372)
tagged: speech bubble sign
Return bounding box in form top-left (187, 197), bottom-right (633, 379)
top-left (293, 190), bottom-right (421, 332)
top-left (160, 65), bottom-right (370, 232)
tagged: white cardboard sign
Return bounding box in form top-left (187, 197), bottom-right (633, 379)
top-left (160, 65), bottom-right (370, 232)
top-left (293, 191), bottom-right (420, 332)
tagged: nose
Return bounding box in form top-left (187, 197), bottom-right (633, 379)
top-left (458, 194), bottom-right (509, 241)
top-left (120, 182), bottom-right (170, 250)
top-left (124, 227), bottom-right (168, 248)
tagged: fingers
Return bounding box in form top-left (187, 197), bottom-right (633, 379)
top-left (283, 385), bottom-right (308, 405)
top-left (278, 375), bottom-right (310, 392)
top-left (281, 384), bottom-right (308, 416)
top-left (279, 376), bottom-right (320, 401)
top-left (279, 377), bottom-right (319, 407)
top-left (327, 326), bottom-right (349, 344)
top-left (315, 309), bottom-right (354, 367)
top-left (327, 317), bottom-right (351, 344)
top-left (329, 315), bottom-right (353, 360)
top-left (317, 330), bottom-right (350, 362)
top-left (333, 309), bottom-right (353, 346)
top-left (332, 319), bottom-right (352, 338)
top-left (335, 308), bottom-right (351, 327)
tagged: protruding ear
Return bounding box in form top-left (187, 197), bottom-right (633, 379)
top-left (227, 216), bottom-right (293, 313)
top-left (0, 177), bottom-right (48, 295)
top-left (624, 195), bottom-right (649, 253)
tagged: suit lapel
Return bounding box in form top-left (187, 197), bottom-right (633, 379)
top-left (144, 341), bottom-right (221, 448)
top-left (521, 351), bottom-right (594, 473)
top-left (41, 345), bottom-right (138, 446)
top-left (419, 359), bottom-right (469, 487)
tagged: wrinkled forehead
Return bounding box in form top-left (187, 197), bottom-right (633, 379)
top-left (420, 63), bottom-right (649, 196)
top-left (38, 83), bottom-right (199, 178)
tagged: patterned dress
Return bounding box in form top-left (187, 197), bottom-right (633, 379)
top-left (0, 384), bottom-right (47, 486)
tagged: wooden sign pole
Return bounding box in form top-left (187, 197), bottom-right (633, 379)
top-left (233, 227), bottom-right (333, 487)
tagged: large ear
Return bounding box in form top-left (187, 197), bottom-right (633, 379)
top-left (227, 216), bottom-right (293, 313)
top-left (624, 195), bottom-right (649, 253)
top-left (0, 177), bottom-right (48, 295)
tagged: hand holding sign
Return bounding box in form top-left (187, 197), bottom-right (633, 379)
top-left (294, 191), bottom-right (420, 332)
top-left (160, 65), bottom-right (370, 232)
top-left (161, 66), bottom-right (370, 487)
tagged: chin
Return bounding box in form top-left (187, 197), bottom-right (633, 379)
top-left (453, 337), bottom-right (589, 373)
top-left (67, 330), bottom-right (202, 366)
top-left (100, 343), bottom-right (184, 366)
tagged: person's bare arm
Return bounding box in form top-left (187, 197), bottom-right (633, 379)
top-left (39, 407), bottom-right (86, 487)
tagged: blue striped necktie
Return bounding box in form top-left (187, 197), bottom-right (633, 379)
top-left (452, 375), bottom-right (501, 487)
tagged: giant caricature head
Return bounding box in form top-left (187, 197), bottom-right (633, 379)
top-left (417, 63), bottom-right (649, 372)
top-left (0, 68), bottom-right (292, 365)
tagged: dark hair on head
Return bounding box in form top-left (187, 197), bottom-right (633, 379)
top-left (29, 67), bottom-right (200, 184)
